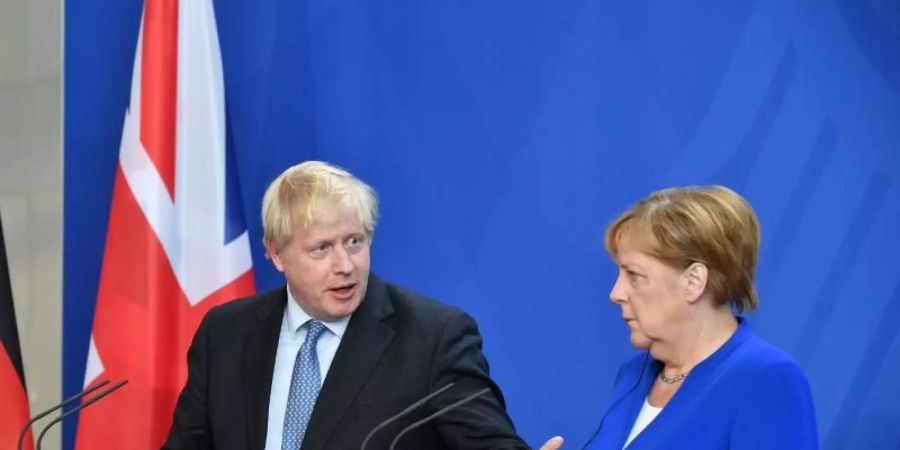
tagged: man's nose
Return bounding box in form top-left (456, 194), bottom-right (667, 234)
top-left (332, 245), bottom-right (355, 274)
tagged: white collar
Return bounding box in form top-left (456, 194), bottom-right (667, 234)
top-left (285, 286), bottom-right (351, 338)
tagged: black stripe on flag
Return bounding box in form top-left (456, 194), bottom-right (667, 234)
top-left (0, 212), bottom-right (26, 386)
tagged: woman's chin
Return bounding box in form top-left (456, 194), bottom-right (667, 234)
top-left (629, 333), bottom-right (653, 350)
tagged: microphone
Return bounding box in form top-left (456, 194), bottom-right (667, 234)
top-left (360, 382), bottom-right (454, 450)
top-left (32, 379), bottom-right (129, 450)
top-left (17, 379), bottom-right (111, 450)
top-left (388, 387), bottom-right (490, 450)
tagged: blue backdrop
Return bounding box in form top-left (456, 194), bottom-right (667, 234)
top-left (64, 0), bottom-right (900, 448)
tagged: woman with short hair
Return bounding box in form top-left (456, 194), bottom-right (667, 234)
top-left (585, 185), bottom-right (818, 450)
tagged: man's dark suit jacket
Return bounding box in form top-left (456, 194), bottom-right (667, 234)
top-left (163, 273), bottom-right (530, 450)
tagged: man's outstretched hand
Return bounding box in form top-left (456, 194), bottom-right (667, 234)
top-left (538, 436), bottom-right (564, 450)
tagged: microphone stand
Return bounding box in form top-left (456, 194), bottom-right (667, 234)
top-left (389, 387), bottom-right (490, 450)
top-left (17, 379), bottom-right (111, 450)
top-left (360, 382), bottom-right (454, 450)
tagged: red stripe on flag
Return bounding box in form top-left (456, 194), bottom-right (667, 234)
top-left (0, 346), bottom-right (32, 450)
top-left (75, 168), bottom-right (255, 449)
top-left (140, 0), bottom-right (178, 201)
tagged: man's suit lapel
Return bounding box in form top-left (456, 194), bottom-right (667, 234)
top-left (302, 274), bottom-right (396, 450)
top-left (242, 288), bottom-right (287, 450)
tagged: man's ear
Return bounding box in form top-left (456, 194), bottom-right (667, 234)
top-left (684, 262), bottom-right (708, 304)
top-left (266, 241), bottom-right (285, 272)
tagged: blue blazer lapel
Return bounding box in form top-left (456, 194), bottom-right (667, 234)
top-left (584, 353), bottom-right (657, 450)
top-left (621, 323), bottom-right (754, 449)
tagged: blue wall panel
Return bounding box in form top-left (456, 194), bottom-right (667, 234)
top-left (64, 1), bottom-right (900, 448)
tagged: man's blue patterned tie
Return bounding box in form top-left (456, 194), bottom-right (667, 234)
top-left (282, 320), bottom-right (327, 450)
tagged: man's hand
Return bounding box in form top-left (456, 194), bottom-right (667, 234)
top-left (538, 436), bottom-right (564, 450)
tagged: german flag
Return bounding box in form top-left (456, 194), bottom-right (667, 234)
top-left (0, 213), bottom-right (33, 449)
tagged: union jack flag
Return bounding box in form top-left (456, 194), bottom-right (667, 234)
top-left (75, 0), bottom-right (255, 447)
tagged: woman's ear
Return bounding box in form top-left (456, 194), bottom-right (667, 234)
top-left (684, 262), bottom-right (708, 304)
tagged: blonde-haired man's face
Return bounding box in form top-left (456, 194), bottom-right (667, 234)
top-left (269, 215), bottom-right (370, 321)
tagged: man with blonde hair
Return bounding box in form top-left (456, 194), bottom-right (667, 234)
top-left (164, 161), bottom-right (561, 450)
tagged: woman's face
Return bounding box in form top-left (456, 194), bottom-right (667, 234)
top-left (609, 233), bottom-right (689, 350)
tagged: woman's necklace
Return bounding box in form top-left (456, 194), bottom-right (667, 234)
top-left (659, 371), bottom-right (688, 384)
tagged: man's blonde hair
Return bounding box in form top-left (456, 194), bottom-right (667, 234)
top-left (604, 185), bottom-right (760, 313)
top-left (262, 161), bottom-right (378, 254)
